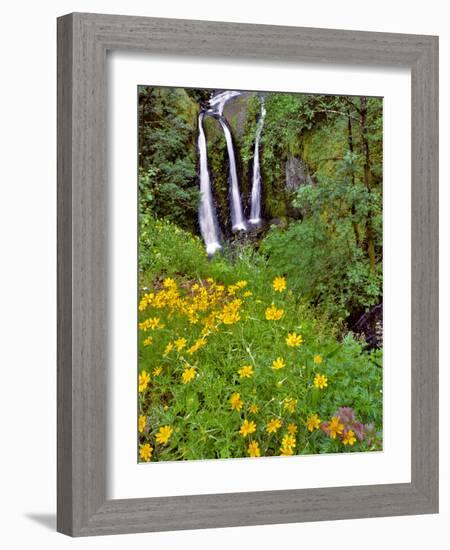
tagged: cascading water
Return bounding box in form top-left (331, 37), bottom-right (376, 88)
top-left (207, 90), bottom-right (247, 231)
top-left (197, 112), bottom-right (222, 255)
top-left (197, 90), bottom-right (251, 253)
top-left (249, 97), bottom-right (266, 225)
top-left (218, 117), bottom-right (247, 231)
top-left (208, 90), bottom-right (241, 116)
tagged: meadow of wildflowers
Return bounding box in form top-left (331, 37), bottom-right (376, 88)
top-left (137, 217), bottom-right (382, 462)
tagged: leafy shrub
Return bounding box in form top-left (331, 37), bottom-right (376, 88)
top-left (260, 219), bottom-right (381, 321)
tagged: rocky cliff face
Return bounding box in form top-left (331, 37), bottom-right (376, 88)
top-left (285, 156), bottom-right (314, 191)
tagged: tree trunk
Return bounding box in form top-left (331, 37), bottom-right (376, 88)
top-left (347, 110), bottom-right (361, 245)
top-left (359, 97), bottom-right (376, 271)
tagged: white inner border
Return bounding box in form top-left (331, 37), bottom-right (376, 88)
top-left (107, 51), bottom-right (411, 499)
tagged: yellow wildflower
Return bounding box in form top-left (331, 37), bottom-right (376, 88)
top-left (283, 397), bottom-right (297, 413)
top-left (307, 414), bottom-right (321, 432)
top-left (286, 332), bottom-right (303, 347)
top-left (247, 441), bottom-right (261, 457)
top-left (287, 423), bottom-right (298, 435)
top-left (328, 416), bottom-right (344, 439)
top-left (138, 292), bottom-right (154, 311)
top-left (230, 392), bottom-right (244, 411)
top-left (265, 304), bottom-right (284, 321)
top-left (138, 370), bottom-right (150, 393)
top-left (164, 342), bottom-right (173, 356)
top-left (152, 366), bottom-right (162, 376)
top-left (266, 418), bottom-right (282, 433)
top-left (243, 291), bottom-right (253, 298)
top-left (188, 312), bottom-right (199, 325)
top-left (174, 337), bottom-right (187, 352)
top-left (273, 276), bottom-right (287, 292)
top-left (139, 317), bottom-right (163, 331)
top-left (222, 311), bottom-right (240, 324)
top-left (239, 419), bottom-right (257, 437)
top-left (143, 336), bottom-right (153, 347)
top-left (202, 312), bottom-right (219, 333)
top-left (313, 373), bottom-right (328, 389)
top-left (139, 443), bottom-right (153, 462)
top-left (155, 425), bottom-right (173, 445)
top-left (153, 291), bottom-right (168, 309)
top-left (148, 317), bottom-right (162, 329)
top-left (138, 415), bottom-right (146, 433)
top-left (236, 280), bottom-right (248, 289)
top-left (280, 446), bottom-right (294, 456)
top-left (181, 366), bottom-right (196, 384)
top-left (187, 337), bottom-right (207, 355)
top-left (249, 403), bottom-right (260, 414)
top-left (342, 430), bottom-right (357, 446)
top-left (163, 277), bottom-right (176, 289)
top-left (220, 299), bottom-right (242, 325)
top-left (238, 365), bottom-right (254, 378)
top-left (313, 354), bottom-right (323, 364)
top-left (281, 434), bottom-right (296, 452)
top-left (272, 357), bottom-right (286, 370)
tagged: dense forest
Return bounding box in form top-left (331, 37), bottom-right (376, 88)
top-left (137, 87), bottom-right (383, 462)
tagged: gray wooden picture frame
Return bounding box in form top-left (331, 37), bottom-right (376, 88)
top-left (57, 12), bottom-right (439, 537)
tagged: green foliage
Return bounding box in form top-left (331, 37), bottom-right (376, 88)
top-left (139, 214), bottom-right (206, 277)
top-left (139, 214), bottom-right (268, 289)
top-left (138, 219), bottom-right (382, 461)
top-left (138, 86), bottom-right (200, 232)
top-left (261, 217), bottom-right (381, 321)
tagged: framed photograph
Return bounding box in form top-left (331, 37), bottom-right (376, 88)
top-left (57, 13), bottom-right (438, 536)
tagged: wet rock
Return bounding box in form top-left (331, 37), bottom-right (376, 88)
top-left (285, 156), bottom-right (314, 191)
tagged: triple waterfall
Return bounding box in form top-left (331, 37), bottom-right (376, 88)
top-left (197, 91), bottom-right (265, 254)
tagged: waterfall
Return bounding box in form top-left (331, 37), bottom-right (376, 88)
top-left (197, 90), bottom-right (248, 253)
top-left (197, 112), bottom-right (222, 255)
top-left (208, 90), bottom-right (247, 231)
top-left (208, 90), bottom-right (241, 116)
top-left (218, 117), bottom-right (247, 232)
top-left (249, 98), bottom-right (266, 225)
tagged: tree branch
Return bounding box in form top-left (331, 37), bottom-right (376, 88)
top-left (316, 109), bottom-right (359, 122)
top-left (342, 96), bottom-right (363, 114)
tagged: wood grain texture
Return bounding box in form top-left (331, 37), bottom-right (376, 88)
top-left (410, 37), bottom-right (439, 505)
top-left (57, 13), bottom-right (74, 535)
top-left (57, 12), bottom-right (439, 536)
